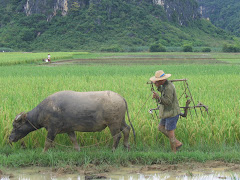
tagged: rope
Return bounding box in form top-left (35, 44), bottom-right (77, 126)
top-left (26, 93), bottom-right (153, 149)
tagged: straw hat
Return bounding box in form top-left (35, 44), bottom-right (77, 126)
top-left (150, 70), bottom-right (171, 82)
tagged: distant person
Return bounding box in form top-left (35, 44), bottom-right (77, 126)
top-left (48, 54), bottom-right (51, 63)
top-left (150, 70), bottom-right (182, 153)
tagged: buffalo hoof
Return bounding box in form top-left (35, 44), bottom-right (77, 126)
top-left (124, 145), bottom-right (131, 151)
top-left (75, 146), bottom-right (80, 151)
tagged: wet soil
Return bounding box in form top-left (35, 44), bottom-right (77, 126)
top-left (47, 58), bottom-right (226, 66)
top-left (41, 54), bottom-right (228, 66)
top-left (1, 161), bottom-right (240, 180)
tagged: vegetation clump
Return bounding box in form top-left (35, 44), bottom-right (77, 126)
top-left (222, 44), bottom-right (240, 52)
top-left (182, 44), bottom-right (193, 52)
top-left (202, 47), bottom-right (211, 52)
top-left (149, 44), bottom-right (166, 52)
top-left (100, 45), bottom-right (123, 52)
top-left (0, 47), bottom-right (15, 52)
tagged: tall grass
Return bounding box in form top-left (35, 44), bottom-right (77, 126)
top-left (0, 52), bottom-right (239, 150)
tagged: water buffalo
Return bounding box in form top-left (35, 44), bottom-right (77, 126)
top-left (9, 91), bottom-right (135, 152)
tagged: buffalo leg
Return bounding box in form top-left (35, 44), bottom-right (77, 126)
top-left (43, 130), bottom-right (56, 152)
top-left (120, 122), bottom-right (130, 150)
top-left (67, 132), bottom-right (80, 151)
top-left (108, 125), bottom-right (121, 151)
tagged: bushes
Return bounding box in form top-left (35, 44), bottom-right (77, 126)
top-left (0, 47), bottom-right (15, 52)
top-left (202, 47), bottom-right (211, 52)
top-left (100, 45), bottom-right (123, 52)
top-left (222, 44), bottom-right (240, 52)
top-left (149, 45), bottom-right (214, 53)
top-left (149, 44), bottom-right (166, 52)
top-left (182, 44), bottom-right (193, 52)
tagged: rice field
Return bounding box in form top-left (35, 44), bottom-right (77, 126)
top-left (0, 52), bottom-right (89, 66)
top-left (0, 52), bottom-right (239, 150)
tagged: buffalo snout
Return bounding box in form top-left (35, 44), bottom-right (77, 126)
top-left (9, 130), bottom-right (21, 143)
top-left (9, 133), bottom-right (15, 143)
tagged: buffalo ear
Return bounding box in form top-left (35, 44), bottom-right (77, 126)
top-left (14, 112), bottom-right (26, 122)
top-left (22, 113), bottom-right (27, 122)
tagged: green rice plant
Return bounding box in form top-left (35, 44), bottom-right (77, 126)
top-left (0, 52), bottom-right (239, 151)
top-left (0, 52), bottom-right (88, 66)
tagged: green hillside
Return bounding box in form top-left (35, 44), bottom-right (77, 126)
top-left (198, 0), bottom-right (240, 36)
top-left (0, 0), bottom-right (236, 51)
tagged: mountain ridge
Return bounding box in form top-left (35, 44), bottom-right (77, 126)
top-left (0, 0), bottom-right (235, 51)
top-left (197, 0), bottom-right (240, 36)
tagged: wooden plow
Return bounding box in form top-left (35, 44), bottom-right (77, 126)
top-left (147, 79), bottom-right (208, 118)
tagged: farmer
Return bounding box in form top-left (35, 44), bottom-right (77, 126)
top-left (150, 70), bottom-right (182, 153)
top-left (47, 54), bottom-right (51, 63)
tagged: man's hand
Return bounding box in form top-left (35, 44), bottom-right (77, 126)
top-left (152, 91), bottom-right (160, 100)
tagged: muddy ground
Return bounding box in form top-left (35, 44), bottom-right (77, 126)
top-left (1, 161), bottom-right (240, 179)
top-left (80, 161), bottom-right (240, 176)
top-left (41, 55), bottom-right (228, 66)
